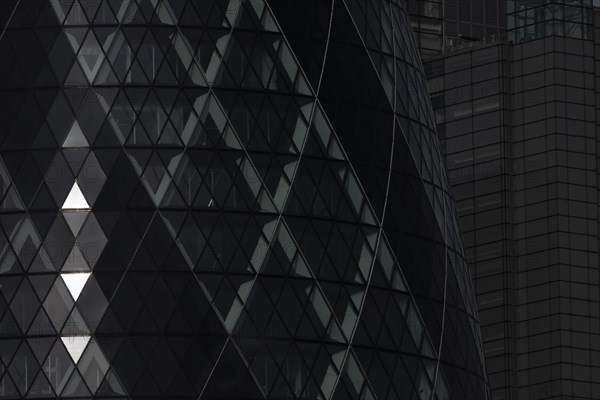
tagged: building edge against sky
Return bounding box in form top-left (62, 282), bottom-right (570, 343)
top-left (410, 1), bottom-right (600, 399)
top-left (0, 0), bottom-right (488, 399)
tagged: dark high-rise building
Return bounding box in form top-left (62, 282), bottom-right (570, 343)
top-left (411, 1), bottom-right (600, 399)
top-left (0, 0), bottom-right (488, 399)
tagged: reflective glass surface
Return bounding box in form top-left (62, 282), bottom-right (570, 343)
top-left (0, 0), bottom-right (488, 398)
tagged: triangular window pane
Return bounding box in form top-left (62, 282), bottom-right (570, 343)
top-left (62, 182), bottom-right (90, 210)
top-left (63, 121), bottom-right (89, 148)
top-left (1, 185), bottom-right (24, 211)
top-left (61, 335), bottom-right (91, 363)
top-left (63, 211), bottom-right (89, 236)
top-left (62, 245), bottom-right (90, 272)
top-left (62, 272), bottom-right (91, 300)
top-left (78, 31), bottom-right (104, 82)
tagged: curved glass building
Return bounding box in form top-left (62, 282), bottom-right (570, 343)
top-left (0, 0), bottom-right (488, 398)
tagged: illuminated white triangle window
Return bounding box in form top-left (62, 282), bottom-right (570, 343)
top-left (62, 272), bottom-right (90, 301)
top-left (63, 182), bottom-right (90, 210)
top-left (61, 336), bottom-right (90, 363)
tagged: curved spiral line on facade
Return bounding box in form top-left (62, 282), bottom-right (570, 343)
top-left (255, 7), bottom-right (451, 395)
top-left (0, 1), bottom-right (21, 44)
top-left (178, 1), bottom-right (363, 396)
top-left (329, 0), bottom-right (400, 395)
top-left (339, 0), bottom-right (446, 357)
top-left (339, 0), bottom-right (447, 246)
top-left (333, 1), bottom-right (485, 396)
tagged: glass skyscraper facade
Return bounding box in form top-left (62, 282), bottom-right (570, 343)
top-left (0, 0), bottom-right (487, 399)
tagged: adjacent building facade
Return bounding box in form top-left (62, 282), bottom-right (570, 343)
top-left (411, 1), bottom-right (600, 399)
top-left (0, 0), bottom-right (488, 399)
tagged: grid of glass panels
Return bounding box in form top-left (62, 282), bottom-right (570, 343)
top-left (0, 0), bottom-right (489, 398)
top-left (444, 0), bottom-right (506, 45)
top-left (408, 0), bottom-right (444, 60)
top-left (508, 34), bottom-right (599, 400)
top-left (507, 0), bottom-right (594, 42)
top-left (425, 43), bottom-right (515, 400)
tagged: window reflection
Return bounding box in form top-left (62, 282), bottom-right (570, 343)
top-left (508, 0), bottom-right (593, 42)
